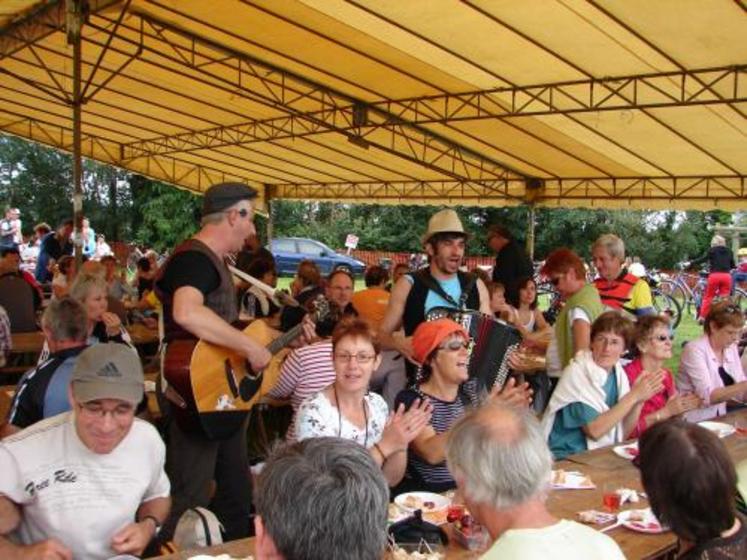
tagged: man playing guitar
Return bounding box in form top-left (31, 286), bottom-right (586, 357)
top-left (155, 182), bottom-right (272, 543)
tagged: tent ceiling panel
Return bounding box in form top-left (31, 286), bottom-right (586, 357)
top-left (599, 0), bottom-right (747, 68)
top-left (0, 0), bottom-right (744, 209)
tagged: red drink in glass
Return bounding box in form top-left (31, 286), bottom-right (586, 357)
top-left (602, 492), bottom-right (621, 512)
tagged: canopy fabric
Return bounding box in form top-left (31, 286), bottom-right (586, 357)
top-left (0, 0), bottom-right (745, 210)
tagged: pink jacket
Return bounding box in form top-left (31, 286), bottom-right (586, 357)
top-left (676, 334), bottom-right (745, 422)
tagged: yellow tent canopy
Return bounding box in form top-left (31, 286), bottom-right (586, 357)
top-left (0, 0), bottom-right (745, 210)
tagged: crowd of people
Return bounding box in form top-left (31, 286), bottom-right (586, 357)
top-left (0, 191), bottom-right (746, 560)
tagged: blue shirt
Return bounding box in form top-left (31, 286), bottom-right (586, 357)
top-left (405, 275), bottom-right (463, 316)
top-left (549, 370), bottom-right (619, 460)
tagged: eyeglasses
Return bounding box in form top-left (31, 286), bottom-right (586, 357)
top-left (77, 402), bottom-right (134, 420)
top-left (334, 352), bottom-right (376, 364)
top-left (438, 339), bottom-right (469, 352)
top-left (651, 334), bottom-right (675, 342)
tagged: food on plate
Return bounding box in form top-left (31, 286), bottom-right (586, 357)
top-left (551, 470), bottom-right (567, 485)
top-left (402, 494), bottom-right (438, 511)
top-left (551, 469), bottom-right (592, 488)
top-left (577, 510), bottom-right (616, 525)
top-left (626, 510), bottom-right (647, 522)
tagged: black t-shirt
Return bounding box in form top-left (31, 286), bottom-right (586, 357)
top-left (8, 346), bottom-right (87, 429)
top-left (492, 239), bottom-right (533, 300)
top-left (157, 251), bottom-right (221, 298)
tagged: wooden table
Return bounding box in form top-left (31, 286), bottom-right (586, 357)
top-left (127, 323), bottom-right (159, 347)
top-left (154, 409), bottom-right (747, 560)
top-left (0, 385), bottom-right (15, 422)
top-left (9, 331), bottom-right (44, 355)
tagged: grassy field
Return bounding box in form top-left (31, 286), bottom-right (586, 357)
top-left (668, 311), bottom-right (701, 375)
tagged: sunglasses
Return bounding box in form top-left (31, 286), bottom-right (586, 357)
top-left (438, 339), bottom-right (469, 352)
top-left (652, 334), bottom-right (675, 342)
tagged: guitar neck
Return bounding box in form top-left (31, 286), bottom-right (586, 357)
top-left (267, 322), bottom-right (304, 354)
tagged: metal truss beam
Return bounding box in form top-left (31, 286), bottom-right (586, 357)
top-left (272, 176), bottom-right (747, 207)
top-left (0, 113), bottom-right (254, 193)
top-left (106, 12), bottom-right (524, 183)
top-left (0, 0), bottom-right (119, 59)
top-left (121, 62), bottom-right (746, 169)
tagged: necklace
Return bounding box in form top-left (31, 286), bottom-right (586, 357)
top-left (333, 384), bottom-right (368, 448)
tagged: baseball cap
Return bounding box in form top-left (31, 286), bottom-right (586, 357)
top-left (411, 318), bottom-right (468, 364)
top-left (71, 343), bottom-right (144, 404)
top-left (202, 182), bottom-right (257, 217)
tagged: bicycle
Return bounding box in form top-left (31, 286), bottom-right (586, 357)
top-left (657, 265), bottom-right (706, 319)
top-left (536, 272), bottom-right (682, 329)
top-left (645, 270), bottom-right (683, 329)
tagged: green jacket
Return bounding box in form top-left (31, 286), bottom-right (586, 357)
top-left (555, 283), bottom-right (604, 369)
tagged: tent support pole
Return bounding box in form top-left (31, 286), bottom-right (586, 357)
top-left (526, 204), bottom-right (536, 262)
top-left (67, 0), bottom-right (84, 267)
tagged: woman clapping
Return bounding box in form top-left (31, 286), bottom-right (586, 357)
top-left (624, 315), bottom-right (701, 438)
top-left (294, 317), bottom-right (432, 486)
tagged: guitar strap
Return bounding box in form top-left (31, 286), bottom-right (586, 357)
top-left (414, 269), bottom-right (477, 311)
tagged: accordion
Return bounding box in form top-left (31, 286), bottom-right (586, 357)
top-left (424, 307), bottom-right (522, 393)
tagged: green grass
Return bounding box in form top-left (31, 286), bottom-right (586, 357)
top-left (668, 311), bottom-right (701, 376)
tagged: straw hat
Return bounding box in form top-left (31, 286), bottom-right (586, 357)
top-left (422, 209), bottom-right (468, 244)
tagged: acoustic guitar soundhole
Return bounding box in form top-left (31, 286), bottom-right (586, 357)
top-left (224, 359), bottom-right (239, 398)
top-left (239, 375), bottom-right (262, 401)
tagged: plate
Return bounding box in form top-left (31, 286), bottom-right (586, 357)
top-left (698, 421), bottom-right (736, 438)
top-left (618, 508), bottom-right (668, 534)
top-left (612, 442), bottom-right (639, 460)
top-left (551, 469), bottom-right (595, 490)
top-left (394, 492), bottom-right (450, 513)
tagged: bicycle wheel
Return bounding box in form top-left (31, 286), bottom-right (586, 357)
top-left (734, 288), bottom-right (747, 315)
top-left (652, 289), bottom-right (682, 330)
top-left (658, 280), bottom-right (688, 313)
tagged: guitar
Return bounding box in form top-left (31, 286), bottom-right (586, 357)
top-left (164, 296), bottom-right (334, 439)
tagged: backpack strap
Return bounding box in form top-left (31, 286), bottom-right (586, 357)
top-left (191, 508), bottom-right (214, 546)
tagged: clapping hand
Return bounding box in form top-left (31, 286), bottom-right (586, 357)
top-left (665, 392), bottom-right (702, 417)
top-left (632, 370), bottom-right (665, 402)
top-left (381, 399), bottom-right (433, 449)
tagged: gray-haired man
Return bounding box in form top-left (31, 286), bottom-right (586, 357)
top-left (446, 403), bottom-right (625, 559)
top-left (254, 437), bottom-right (389, 560)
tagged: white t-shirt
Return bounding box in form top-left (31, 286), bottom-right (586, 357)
top-left (481, 519), bottom-right (625, 560)
top-left (0, 412), bottom-right (170, 560)
top-left (294, 391), bottom-right (388, 448)
top-left (546, 307), bottom-right (590, 378)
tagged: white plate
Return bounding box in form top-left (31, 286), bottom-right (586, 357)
top-left (394, 491), bottom-right (450, 513)
top-left (698, 421), bottom-right (736, 438)
top-left (618, 508), bottom-right (668, 534)
top-left (612, 442), bottom-right (639, 460)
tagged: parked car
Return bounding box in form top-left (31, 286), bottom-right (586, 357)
top-left (269, 237), bottom-right (366, 276)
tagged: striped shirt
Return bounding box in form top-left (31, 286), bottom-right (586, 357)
top-left (267, 340), bottom-right (335, 437)
top-left (395, 380), bottom-right (479, 491)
